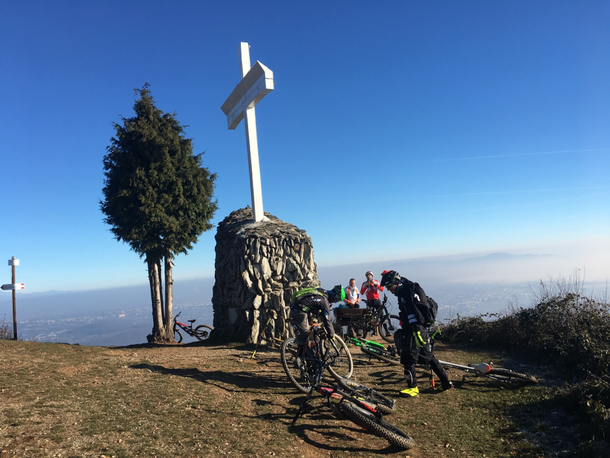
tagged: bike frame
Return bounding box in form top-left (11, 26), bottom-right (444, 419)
top-left (438, 360), bottom-right (491, 375)
top-left (292, 377), bottom-right (385, 425)
top-left (173, 312), bottom-right (198, 337)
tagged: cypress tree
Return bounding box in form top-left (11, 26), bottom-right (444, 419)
top-left (101, 84), bottom-right (217, 342)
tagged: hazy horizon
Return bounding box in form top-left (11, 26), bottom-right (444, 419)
top-left (2, 249), bottom-right (607, 347)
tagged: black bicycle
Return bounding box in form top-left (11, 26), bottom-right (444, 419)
top-left (281, 313), bottom-right (353, 393)
top-left (292, 372), bottom-right (414, 449)
top-left (438, 360), bottom-right (539, 385)
top-left (173, 311), bottom-right (213, 343)
top-left (335, 294), bottom-right (400, 343)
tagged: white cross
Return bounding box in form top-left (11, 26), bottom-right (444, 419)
top-left (221, 42), bottom-right (274, 222)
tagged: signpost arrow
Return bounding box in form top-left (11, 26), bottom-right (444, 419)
top-left (1, 283), bottom-right (24, 291)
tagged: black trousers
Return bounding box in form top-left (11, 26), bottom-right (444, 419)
top-left (401, 327), bottom-right (450, 388)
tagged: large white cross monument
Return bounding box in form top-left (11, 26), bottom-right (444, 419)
top-left (221, 42), bottom-right (274, 222)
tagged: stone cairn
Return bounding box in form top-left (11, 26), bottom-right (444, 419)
top-left (212, 207), bottom-right (320, 342)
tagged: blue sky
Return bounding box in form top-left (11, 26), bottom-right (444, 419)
top-left (1, 1), bottom-right (609, 294)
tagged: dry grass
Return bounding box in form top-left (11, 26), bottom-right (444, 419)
top-left (0, 338), bottom-right (590, 458)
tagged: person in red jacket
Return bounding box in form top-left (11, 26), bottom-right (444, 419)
top-left (360, 271), bottom-right (384, 310)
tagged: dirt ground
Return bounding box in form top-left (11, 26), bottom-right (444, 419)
top-left (0, 338), bottom-right (578, 457)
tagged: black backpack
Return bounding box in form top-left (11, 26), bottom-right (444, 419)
top-left (403, 279), bottom-right (438, 328)
top-left (420, 296), bottom-right (438, 328)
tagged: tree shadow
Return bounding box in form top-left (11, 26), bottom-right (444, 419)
top-left (130, 363), bottom-right (290, 392)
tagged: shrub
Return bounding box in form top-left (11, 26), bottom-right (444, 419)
top-left (439, 279), bottom-right (610, 439)
top-left (0, 317), bottom-right (12, 340)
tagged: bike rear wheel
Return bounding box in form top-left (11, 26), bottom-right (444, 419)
top-left (360, 346), bottom-right (401, 366)
top-left (378, 314), bottom-right (400, 343)
top-left (322, 336), bottom-right (354, 379)
top-left (487, 368), bottom-right (538, 385)
top-left (339, 402), bottom-right (414, 449)
top-left (174, 329), bottom-right (183, 343)
top-left (281, 337), bottom-right (314, 393)
top-left (194, 324), bottom-right (213, 340)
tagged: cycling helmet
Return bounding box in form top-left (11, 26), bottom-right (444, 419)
top-left (365, 271), bottom-right (374, 277)
top-left (380, 270), bottom-right (401, 287)
top-left (328, 285), bottom-right (346, 303)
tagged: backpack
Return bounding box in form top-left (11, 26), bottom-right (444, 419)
top-left (291, 287), bottom-right (323, 304)
top-left (417, 296), bottom-right (438, 328)
top-left (402, 279), bottom-right (438, 328)
top-left (394, 328), bottom-right (406, 356)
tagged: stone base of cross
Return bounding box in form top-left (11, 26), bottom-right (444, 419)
top-left (221, 43), bottom-right (274, 222)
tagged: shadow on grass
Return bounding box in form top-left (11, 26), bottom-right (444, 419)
top-left (288, 416), bottom-right (408, 455)
top-left (130, 363), bottom-right (290, 393)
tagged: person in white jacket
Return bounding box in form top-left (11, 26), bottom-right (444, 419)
top-left (344, 278), bottom-right (361, 308)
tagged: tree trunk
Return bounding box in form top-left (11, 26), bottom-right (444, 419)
top-left (164, 255), bottom-right (174, 337)
top-left (157, 259), bottom-right (164, 322)
top-left (147, 258), bottom-right (166, 343)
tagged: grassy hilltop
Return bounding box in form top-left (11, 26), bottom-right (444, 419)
top-left (0, 282), bottom-right (608, 457)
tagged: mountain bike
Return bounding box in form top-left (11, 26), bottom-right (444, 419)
top-left (347, 337), bottom-right (402, 366)
top-left (438, 360), bottom-right (538, 385)
top-left (251, 307), bottom-right (283, 358)
top-left (173, 311), bottom-right (213, 343)
top-left (281, 313), bottom-right (353, 393)
top-left (335, 294), bottom-right (400, 343)
top-left (292, 374), bottom-right (414, 450)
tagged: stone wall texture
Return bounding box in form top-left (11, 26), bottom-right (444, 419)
top-left (212, 207), bottom-right (320, 342)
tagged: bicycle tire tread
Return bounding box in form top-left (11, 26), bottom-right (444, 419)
top-left (194, 324), bottom-right (213, 341)
top-left (280, 337), bottom-right (313, 393)
top-left (488, 368), bottom-right (538, 384)
top-left (339, 402), bottom-right (414, 449)
top-left (378, 314), bottom-right (400, 343)
top-left (324, 336), bottom-right (354, 379)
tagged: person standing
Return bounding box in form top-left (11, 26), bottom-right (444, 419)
top-left (361, 271), bottom-right (384, 310)
top-left (380, 270), bottom-right (453, 398)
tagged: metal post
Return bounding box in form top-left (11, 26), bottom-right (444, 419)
top-left (11, 256), bottom-right (17, 340)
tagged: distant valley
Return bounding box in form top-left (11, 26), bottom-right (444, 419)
top-left (2, 253), bottom-right (605, 347)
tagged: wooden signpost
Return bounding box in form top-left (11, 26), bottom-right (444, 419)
top-left (2, 257), bottom-right (23, 340)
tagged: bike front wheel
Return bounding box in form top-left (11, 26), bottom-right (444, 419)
top-left (194, 324), bottom-right (213, 341)
top-left (281, 337), bottom-right (314, 393)
top-left (378, 314), bottom-right (401, 343)
top-left (322, 335), bottom-right (354, 379)
top-left (174, 329), bottom-right (183, 343)
top-left (339, 402), bottom-right (414, 449)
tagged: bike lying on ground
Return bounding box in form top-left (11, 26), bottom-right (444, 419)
top-left (346, 337), bottom-right (401, 366)
top-left (438, 360), bottom-right (538, 385)
top-left (173, 311), bottom-right (213, 343)
top-left (251, 307), bottom-right (283, 358)
top-left (335, 294), bottom-right (400, 343)
top-left (292, 373), bottom-right (414, 450)
top-left (281, 312), bottom-right (353, 393)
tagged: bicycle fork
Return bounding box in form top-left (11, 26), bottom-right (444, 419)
top-left (292, 388), bottom-right (316, 425)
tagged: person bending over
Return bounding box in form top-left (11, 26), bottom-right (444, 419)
top-left (380, 270), bottom-right (453, 398)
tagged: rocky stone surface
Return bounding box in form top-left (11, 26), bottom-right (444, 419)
top-left (211, 207), bottom-right (320, 341)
